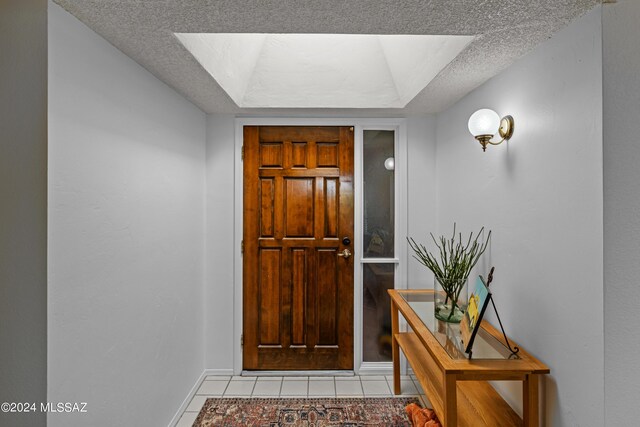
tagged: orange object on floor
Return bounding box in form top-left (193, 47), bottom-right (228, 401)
top-left (405, 402), bottom-right (442, 427)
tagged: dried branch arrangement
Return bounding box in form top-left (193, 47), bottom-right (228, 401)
top-left (408, 224), bottom-right (491, 320)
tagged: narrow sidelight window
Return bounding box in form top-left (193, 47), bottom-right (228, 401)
top-left (362, 130), bottom-right (396, 362)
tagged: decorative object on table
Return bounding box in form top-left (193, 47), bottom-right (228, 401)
top-left (193, 397), bottom-right (420, 426)
top-left (460, 275), bottom-right (492, 354)
top-left (460, 267), bottom-right (520, 359)
top-left (405, 402), bottom-right (441, 427)
top-left (407, 224), bottom-right (491, 323)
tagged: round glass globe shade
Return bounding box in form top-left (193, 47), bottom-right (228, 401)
top-left (468, 109), bottom-right (500, 137)
top-left (384, 157), bottom-right (395, 170)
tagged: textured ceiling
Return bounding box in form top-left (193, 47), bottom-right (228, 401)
top-left (53, 0), bottom-right (600, 115)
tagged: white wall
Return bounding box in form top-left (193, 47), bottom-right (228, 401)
top-left (602, 0), bottom-right (640, 424)
top-left (435, 7), bottom-right (603, 426)
top-left (0, 1), bottom-right (48, 426)
top-left (205, 114), bottom-right (236, 370)
top-left (48, 3), bottom-right (206, 426)
top-left (407, 116), bottom-right (437, 289)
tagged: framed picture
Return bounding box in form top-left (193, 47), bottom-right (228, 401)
top-left (460, 275), bottom-right (491, 355)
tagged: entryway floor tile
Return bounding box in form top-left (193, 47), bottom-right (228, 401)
top-left (252, 380), bottom-right (283, 396)
top-left (335, 380), bottom-right (363, 396)
top-left (280, 380), bottom-right (308, 396)
top-left (360, 375), bottom-right (387, 381)
top-left (257, 376), bottom-right (283, 381)
top-left (361, 379), bottom-right (391, 396)
top-left (308, 380), bottom-right (336, 397)
top-left (175, 411), bottom-right (199, 427)
top-left (385, 375), bottom-right (411, 382)
top-left (185, 395), bottom-right (207, 412)
top-left (335, 375), bottom-right (361, 382)
top-left (232, 375), bottom-right (257, 381)
top-left (196, 380), bottom-right (228, 396)
top-left (223, 380), bottom-right (255, 396)
top-left (283, 376), bottom-right (308, 381)
top-left (389, 378), bottom-right (418, 395)
top-left (205, 375), bottom-right (231, 381)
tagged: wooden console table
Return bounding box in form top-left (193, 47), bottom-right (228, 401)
top-left (389, 289), bottom-right (549, 427)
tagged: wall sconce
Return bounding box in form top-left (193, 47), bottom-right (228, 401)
top-left (384, 157), bottom-right (395, 170)
top-left (468, 109), bottom-right (514, 152)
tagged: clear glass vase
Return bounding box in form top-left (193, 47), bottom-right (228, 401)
top-left (434, 276), bottom-right (468, 323)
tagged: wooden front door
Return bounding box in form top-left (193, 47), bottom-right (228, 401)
top-left (243, 126), bottom-right (354, 370)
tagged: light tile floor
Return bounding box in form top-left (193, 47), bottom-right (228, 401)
top-left (175, 375), bottom-right (429, 426)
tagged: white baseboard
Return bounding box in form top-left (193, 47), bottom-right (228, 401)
top-left (168, 370), bottom-right (207, 427)
top-left (167, 368), bottom-right (235, 427)
top-left (357, 361), bottom-right (393, 376)
top-left (203, 368), bottom-right (235, 377)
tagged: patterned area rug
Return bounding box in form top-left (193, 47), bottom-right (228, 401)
top-left (193, 397), bottom-right (421, 426)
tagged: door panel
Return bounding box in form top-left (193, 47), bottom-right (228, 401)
top-left (284, 178), bottom-right (315, 237)
top-left (316, 248), bottom-right (338, 345)
top-left (258, 248), bottom-right (281, 346)
top-left (243, 126), bottom-right (354, 370)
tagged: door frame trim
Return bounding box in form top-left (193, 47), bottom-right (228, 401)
top-left (233, 118), bottom-right (408, 375)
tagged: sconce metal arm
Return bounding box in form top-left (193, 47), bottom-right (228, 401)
top-left (474, 115), bottom-right (514, 152)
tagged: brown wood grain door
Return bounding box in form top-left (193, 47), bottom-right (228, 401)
top-left (243, 126), bottom-right (354, 370)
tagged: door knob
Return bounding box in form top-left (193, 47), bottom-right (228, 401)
top-left (337, 249), bottom-right (352, 259)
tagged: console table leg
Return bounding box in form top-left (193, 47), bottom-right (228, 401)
top-left (523, 374), bottom-right (540, 427)
top-left (444, 374), bottom-right (458, 427)
top-left (391, 300), bottom-right (400, 395)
